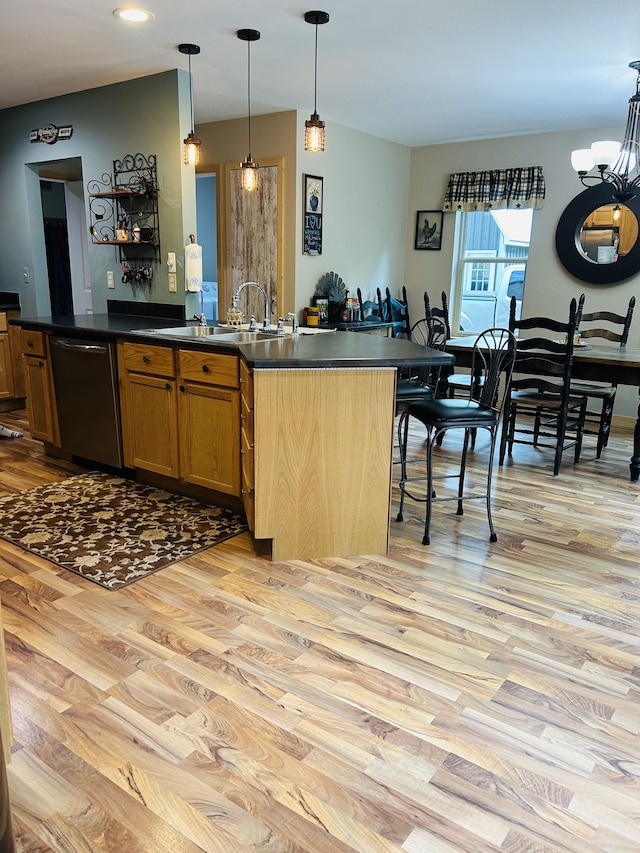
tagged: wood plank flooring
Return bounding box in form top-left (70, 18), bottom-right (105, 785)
top-left (1, 407), bottom-right (640, 852)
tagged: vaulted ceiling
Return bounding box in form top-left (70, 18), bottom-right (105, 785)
top-left (4, 0), bottom-right (640, 147)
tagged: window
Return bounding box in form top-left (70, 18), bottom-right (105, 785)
top-left (450, 208), bottom-right (534, 334)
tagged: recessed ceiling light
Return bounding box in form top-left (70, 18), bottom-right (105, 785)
top-left (113, 8), bottom-right (155, 23)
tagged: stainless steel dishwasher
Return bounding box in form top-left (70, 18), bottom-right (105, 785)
top-left (49, 336), bottom-right (123, 468)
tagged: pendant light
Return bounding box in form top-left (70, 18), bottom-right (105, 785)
top-left (237, 29), bottom-right (260, 191)
top-left (304, 11), bottom-right (330, 152)
top-left (178, 43), bottom-right (201, 167)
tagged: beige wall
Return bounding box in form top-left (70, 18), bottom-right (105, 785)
top-left (294, 114), bottom-right (411, 312)
top-left (405, 123), bottom-right (640, 419)
top-left (197, 110), bottom-right (411, 315)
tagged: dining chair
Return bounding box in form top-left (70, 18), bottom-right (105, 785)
top-left (356, 287), bottom-right (381, 321)
top-left (500, 296), bottom-right (587, 476)
top-left (424, 289), bottom-right (483, 400)
top-left (567, 293), bottom-right (636, 457)
top-left (383, 286), bottom-right (411, 338)
top-left (395, 317), bottom-right (447, 413)
top-left (396, 327), bottom-right (517, 545)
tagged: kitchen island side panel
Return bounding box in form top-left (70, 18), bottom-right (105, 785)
top-left (253, 367), bottom-right (396, 562)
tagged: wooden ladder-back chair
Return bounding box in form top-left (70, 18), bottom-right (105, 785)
top-left (382, 286), bottom-right (411, 338)
top-left (396, 327), bottom-right (517, 544)
top-left (569, 293), bottom-right (636, 457)
top-left (500, 296), bottom-right (588, 476)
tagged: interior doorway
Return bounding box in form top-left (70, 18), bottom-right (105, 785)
top-left (37, 157), bottom-right (92, 316)
top-left (195, 172), bottom-right (218, 322)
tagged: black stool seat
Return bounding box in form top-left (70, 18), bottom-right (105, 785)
top-left (408, 398), bottom-right (496, 427)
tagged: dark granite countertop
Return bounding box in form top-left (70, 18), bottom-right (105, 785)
top-left (12, 313), bottom-right (454, 370)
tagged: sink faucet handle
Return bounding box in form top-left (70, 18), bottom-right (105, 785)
top-left (287, 312), bottom-right (299, 334)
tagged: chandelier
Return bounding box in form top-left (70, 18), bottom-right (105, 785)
top-left (571, 60), bottom-right (640, 203)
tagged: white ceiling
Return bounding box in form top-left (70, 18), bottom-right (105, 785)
top-left (3, 0), bottom-right (640, 147)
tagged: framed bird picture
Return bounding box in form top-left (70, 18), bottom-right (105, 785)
top-left (415, 210), bottom-right (443, 250)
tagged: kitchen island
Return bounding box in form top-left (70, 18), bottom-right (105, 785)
top-left (14, 311), bottom-right (453, 561)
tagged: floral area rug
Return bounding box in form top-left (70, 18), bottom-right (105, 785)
top-left (0, 472), bottom-right (247, 589)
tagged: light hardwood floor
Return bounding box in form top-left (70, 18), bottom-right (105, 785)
top-left (1, 407), bottom-right (640, 853)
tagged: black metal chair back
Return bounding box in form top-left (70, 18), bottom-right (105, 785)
top-left (396, 327), bottom-right (516, 545)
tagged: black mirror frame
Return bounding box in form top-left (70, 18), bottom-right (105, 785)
top-left (555, 182), bottom-right (640, 285)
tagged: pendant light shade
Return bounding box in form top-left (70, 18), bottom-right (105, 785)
top-left (179, 43), bottom-right (201, 166)
top-left (237, 28), bottom-right (260, 191)
top-left (304, 11), bottom-right (329, 152)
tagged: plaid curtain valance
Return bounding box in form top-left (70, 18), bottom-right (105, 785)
top-left (442, 166), bottom-right (545, 212)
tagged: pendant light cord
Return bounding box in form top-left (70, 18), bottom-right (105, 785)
top-left (313, 23), bottom-right (319, 114)
top-left (188, 53), bottom-right (195, 132)
top-left (247, 41), bottom-right (252, 157)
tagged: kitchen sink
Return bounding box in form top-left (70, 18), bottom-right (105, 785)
top-left (145, 326), bottom-right (273, 342)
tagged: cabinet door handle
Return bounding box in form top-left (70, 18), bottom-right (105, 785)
top-left (165, 383), bottom-right (171, 391)
top-left (179, 385), bottom-right (185, 392)
top-left (26, 339), bottom-right (34, 348)
top-left (202, 364), bottom-right (209, 373)
top-left (143, 355), bottom-right (150, 364)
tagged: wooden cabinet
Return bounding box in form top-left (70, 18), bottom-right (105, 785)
top-left (0, 310), bottom-right (25, 407)
top-left (118, 341), bottom-right (179, 478)
top-left (177, 349), bottom-right (240, 495)
top-left (119, 342), bottom-right (241, 496)
top-left (20, 329), bottom-right (57, 443)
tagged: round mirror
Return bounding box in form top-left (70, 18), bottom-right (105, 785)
top-left (556, 183), bottom-right (640, 284)
top-left (578, 202), bottom-right (638, 264)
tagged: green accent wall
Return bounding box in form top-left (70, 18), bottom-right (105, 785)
top-left (0, 71), bottom-right (195, 316)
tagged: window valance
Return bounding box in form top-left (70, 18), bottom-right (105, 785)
top-left (442, 166), bottom-right (545, 212)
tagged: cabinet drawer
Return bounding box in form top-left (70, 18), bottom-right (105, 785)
top-left (240, 359), bottom-right (253, 400)
top-left (179, 350), bottom-right (238, 388)
top-left (241, 427), bottom-right (254, 483)
top-left (241, 394), bottom-right (254, 436)
top-left (21, 329), bottom-right (46, 357)
top-left (122, 342), bottom-right (175, 377)
top-left (0, 313), bottom-right (6, 333)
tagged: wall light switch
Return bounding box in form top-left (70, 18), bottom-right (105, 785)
top-left (167, 252), bottom-right (177, 273)
top-left (168, 273), bottom-right (177, 292)
top-left (107, 270), bottom-right (115, 289)
top-left (23, 267), bottom-right (30, 284)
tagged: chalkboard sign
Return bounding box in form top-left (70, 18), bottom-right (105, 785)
top-left (304, 212), bottom-right (322, 255)
top-left (303, 174), bottom-right (323, 255)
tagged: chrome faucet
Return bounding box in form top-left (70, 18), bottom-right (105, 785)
top-left (193, 288), bottom-right (207, 326)
top-left (287, 312), bottom-right (298, 334)
top-left (234, 281), bottom-right (271, 330)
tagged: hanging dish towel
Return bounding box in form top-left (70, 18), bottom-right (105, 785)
top-left (184, 235), bottom-right (203, 292)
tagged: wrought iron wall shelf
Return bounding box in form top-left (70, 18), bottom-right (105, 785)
top-left (87, 153), bottom-right (160, 265)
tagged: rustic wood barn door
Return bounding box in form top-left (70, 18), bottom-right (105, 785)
top-left (220, 159), bottom-right (283, 324)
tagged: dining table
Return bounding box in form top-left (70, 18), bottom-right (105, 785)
top-left (446, 336), bottom-right (640, 482)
